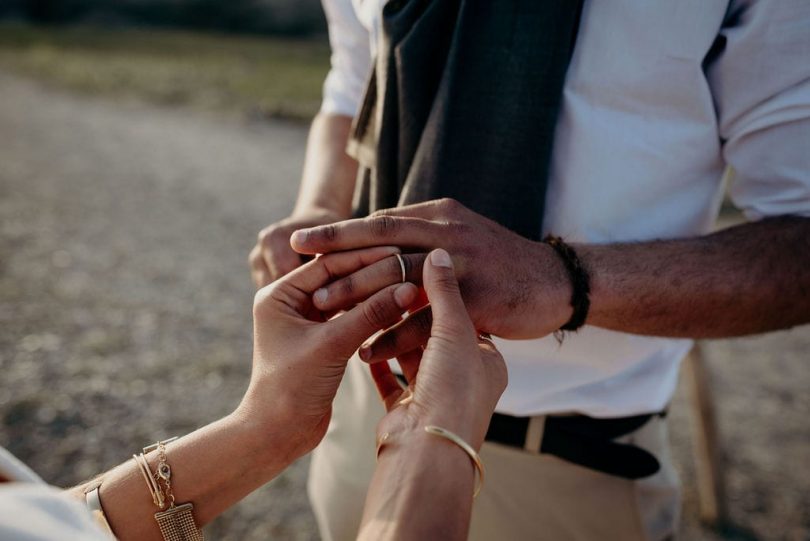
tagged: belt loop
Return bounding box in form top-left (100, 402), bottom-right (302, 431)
top-left (524, 416), bottom-right (546, 453)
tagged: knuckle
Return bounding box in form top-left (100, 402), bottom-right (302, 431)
top-left (430, 320), bottom-right (465, 339)
top-left (362, 297), bottom-right (393, 329)
top-left (319, 224), bottom-right (338, 242)
top-left (432, 274), bottom-right (461, 295)
top-left (408, 309), bottom-right (433, 337)
top-left (439, 197), bottom-right (464, 215)
top-left (339, 276), bottom-right (355, 297)
top-left (252, 286), bottom-right (275, 316)
top-left (452, 221), bottom-right (471, 235)
top-left (370, 208), bottom-right (393, 218)
top-left (367, 215), bottom-right (399, 238)
top-left (259, 225), bottom-right (282, 246)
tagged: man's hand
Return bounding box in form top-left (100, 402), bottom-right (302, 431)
top-left (290, 198), bottom-right (573, 362)
top-left (240, 246), bottom-right (419, 457)
top-left (249, 208), bottom-right (342, 287)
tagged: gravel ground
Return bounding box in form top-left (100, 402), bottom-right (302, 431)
top-left (0, 71), bottom-right (808, 540)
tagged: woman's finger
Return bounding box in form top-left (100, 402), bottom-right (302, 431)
top-left (423, 249), bottom-right (477, 342)
top-left (313, 253), bottom-right (427, 312)
top-left (370, 361), bottom-right (404, 412)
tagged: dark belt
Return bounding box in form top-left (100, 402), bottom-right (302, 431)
top-left (392, 374), bottom-right (662, 480)
top-left (486, 411), bottom-right (665, 480)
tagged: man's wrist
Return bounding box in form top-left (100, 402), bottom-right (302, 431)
top-left (529, 240), bottom-right (575, 330)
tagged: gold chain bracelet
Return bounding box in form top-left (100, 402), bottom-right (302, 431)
top-left (133, 437), bottom-right (204, 541)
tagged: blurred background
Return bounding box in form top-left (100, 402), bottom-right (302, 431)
top-left (0, 3), bottom-right (808, 540)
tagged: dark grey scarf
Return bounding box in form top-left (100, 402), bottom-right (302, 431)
top-left (348, 0), bottom-right (583, 241)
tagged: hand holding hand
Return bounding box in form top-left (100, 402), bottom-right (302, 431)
top-left (239, 246), bottom-right (418, 457)
top-left (290, 198), bottom-right (572, 362)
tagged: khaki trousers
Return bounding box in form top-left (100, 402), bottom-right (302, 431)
top-left (308, 357), bottom-right (681, 541)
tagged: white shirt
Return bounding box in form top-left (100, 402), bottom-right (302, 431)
top-left (321, 0), bottom-right (810, 417)
top-left (0, 446), bottom-right (110, 540)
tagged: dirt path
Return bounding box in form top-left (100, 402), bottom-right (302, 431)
top-left (0, 71), bottom-right (807, 540)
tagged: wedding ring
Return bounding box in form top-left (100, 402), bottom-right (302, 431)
top-left (395, 253), bottom-right (406, 283)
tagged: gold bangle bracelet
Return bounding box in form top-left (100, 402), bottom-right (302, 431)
top-left (133, 453), bottom-right (165, 509)
top-left (424, 425), bottom-right (485, 498)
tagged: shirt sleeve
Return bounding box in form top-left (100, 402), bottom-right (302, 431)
top-left (320, 0), bottom-right (373, 117)
top-left (0, 484), bottom-right (112, 540)
top-left (706, 0), bottom-right (810, 220)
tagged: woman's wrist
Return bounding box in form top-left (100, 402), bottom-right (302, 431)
top-left (381, 407), bottom-right (486, 454)
top-left (364, 429), bottom-right (475, 540)
top-left (229, 398), bottom-right (309, 471)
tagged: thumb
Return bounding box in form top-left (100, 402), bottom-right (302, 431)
top-left (423, 249), bottom-right (476, 341)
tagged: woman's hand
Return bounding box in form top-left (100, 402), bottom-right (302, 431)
top-left (358, 249), bottom-right (507, 541)
top-left (239, 246), bottom-right (419, 457)
top-left (370, 248), bottom-right (507, 451)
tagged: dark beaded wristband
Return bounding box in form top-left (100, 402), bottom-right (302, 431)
top-left (543, 235), bottom-right (591, 332)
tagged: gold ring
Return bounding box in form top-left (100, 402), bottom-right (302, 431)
top-left (395, 253), bottom-right (406, 283)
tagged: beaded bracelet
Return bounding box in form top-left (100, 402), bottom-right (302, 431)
top-left (543, 235), bottom-right (591, 332)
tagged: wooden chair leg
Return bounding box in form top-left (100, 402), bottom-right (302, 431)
top-left (684, 344), bottom-right (727, 526)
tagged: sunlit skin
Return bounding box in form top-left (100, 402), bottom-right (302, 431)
top-left (15, 247), bottom-right (507, 541)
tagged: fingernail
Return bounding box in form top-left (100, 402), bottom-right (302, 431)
top-left (314, 288), bottom-right (328, 305)
top-left (394, 283), bottom-right (413, 308)
top-left (291, 229), bottom-right (307, 246)
top-left (429, 249), bottom-right (453, 269)
top-left (359, 344), bottom-right (372, 361)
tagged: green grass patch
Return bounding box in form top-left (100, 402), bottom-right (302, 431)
top-left (0, 24), bottom-right (331, 120)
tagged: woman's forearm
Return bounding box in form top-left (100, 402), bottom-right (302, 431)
top-left (68, 409), bottom-right (295, 541)
top-left (359, 431), bottom-right (476, 541)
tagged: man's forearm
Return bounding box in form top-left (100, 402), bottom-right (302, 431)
top-left (293, 112), bottom-right (358, 218)
top-left (576, 216), bottom-right (810, 338)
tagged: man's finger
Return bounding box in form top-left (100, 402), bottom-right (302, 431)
top-left (369, 361), bottom-right (403, 412)
top-left (396, 348), bottom-right (423, 384)
top-left (323, 282), bottom-right (418, 356)
top-left (291, 216), bottom-right (441, 255)
top-left (313, 253), bottom-right (427, 312)
top-left (284, 246), bottom-right (400, 294)
top-left (370, 200), bottom-right (445, 219)
top-left (360, 305), bottom-right (433, 362)
top-left (423, 249), bottom-right (477, 341)
top-left (249, 245), bottom-right (272, 288)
